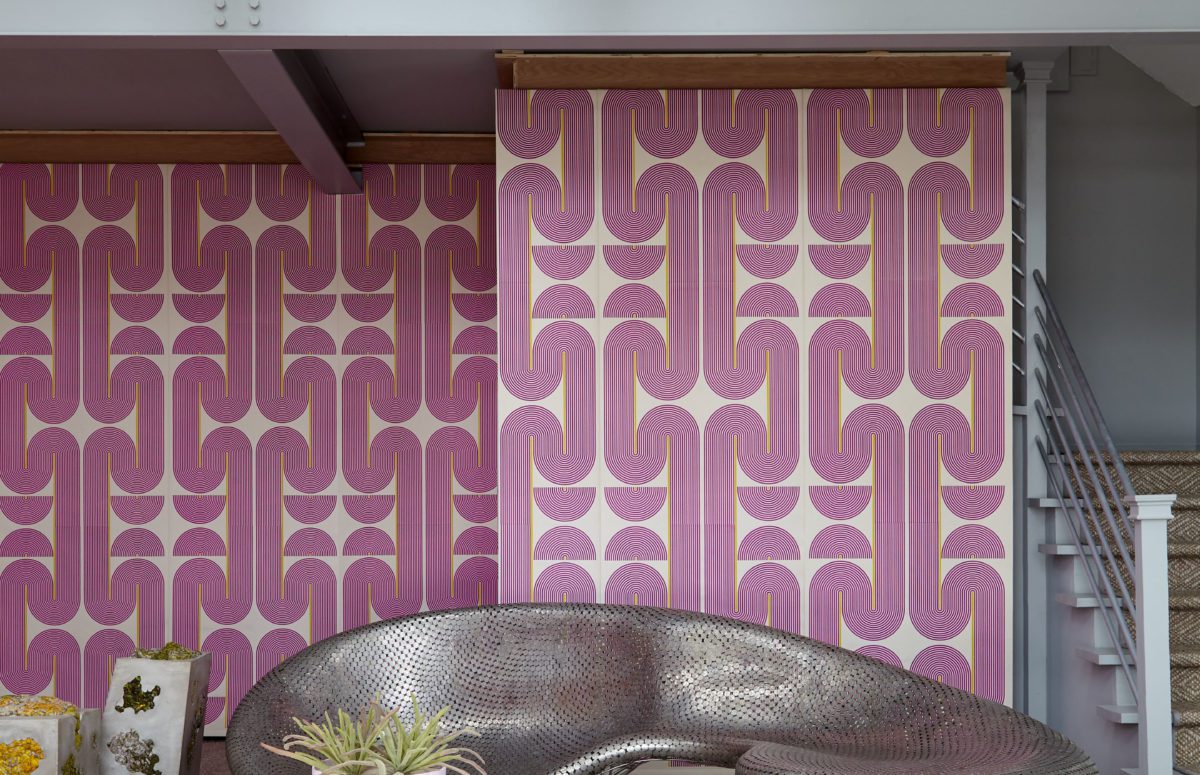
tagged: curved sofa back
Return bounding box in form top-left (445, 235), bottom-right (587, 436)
top-left (227, 604), bottom-right (1093, 775)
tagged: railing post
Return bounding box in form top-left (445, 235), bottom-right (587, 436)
top-left (1127, 493), bottom-right (1176, 774)
top-left (1019, 58), bottom-right (1055, 723)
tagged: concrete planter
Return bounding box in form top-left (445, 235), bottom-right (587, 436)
top-left (0, 695), bottom-right (101, 775)
top-left (100, 645), bottom-right (211, 775)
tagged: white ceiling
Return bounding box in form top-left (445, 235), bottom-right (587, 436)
top-left (4, 0), bottom-right (1199, 46)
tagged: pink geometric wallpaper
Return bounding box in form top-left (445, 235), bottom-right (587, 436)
top-left (496, 89), bottom-right (1012, 702)
top-left (0, 162), bottom-right (498, 732)
top-left (0, 85), bottom-right (1013, 732)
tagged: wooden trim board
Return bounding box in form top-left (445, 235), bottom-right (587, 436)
top-left (0, 131), bottom-right (495, 164)
top-left (498, 52), bottom-right (1010, 89)
top-left (350, 133), bottom-right (493, 164)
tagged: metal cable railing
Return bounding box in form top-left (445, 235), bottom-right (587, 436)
top-left (1031, 269), bottom-right (1141, 707)
top-left (1012, 195), bottom-right (1028, 406)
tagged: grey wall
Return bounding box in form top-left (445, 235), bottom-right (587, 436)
top-left (1047, 46), bottom-right (1199, 450)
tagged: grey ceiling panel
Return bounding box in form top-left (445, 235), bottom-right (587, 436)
top-left (319, 49), bottom-right (497, 133)
top-left (0, 49), bottom-right (272, 131)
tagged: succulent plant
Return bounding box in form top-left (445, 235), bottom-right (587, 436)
top-left (262, 696), bottom-right (485, 775)
top-left (374, 697), bottom-right (485, 775)
top-left (261, 701), bottom-right (392, 775)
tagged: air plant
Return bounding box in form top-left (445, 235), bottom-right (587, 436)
top-left (262, 696), bottom-right (486, 775)
top-left (373, 697), bottom-right (486, 775)
top-left (260, 701), bottom-right (394, 775)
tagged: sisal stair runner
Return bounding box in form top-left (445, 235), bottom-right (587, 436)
top-left (1123, 451), bottom-right (1200, 768)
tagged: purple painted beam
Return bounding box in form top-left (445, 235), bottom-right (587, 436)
top-left (220, 49), bottom-right (361, 194)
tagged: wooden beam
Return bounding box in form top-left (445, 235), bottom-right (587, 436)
top-left (498, 52), bottom-right (1010, 89)
top-left (221, 49), bottom-right (362, 193)
top-left (0, 131), bottom-right (496, 164)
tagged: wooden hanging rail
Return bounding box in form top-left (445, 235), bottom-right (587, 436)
top-left (0, 131), bottom-right (496, 164)
top-left (497, 51), bottom-right (1010, 89)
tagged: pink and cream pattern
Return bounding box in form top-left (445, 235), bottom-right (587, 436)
top-left (0, 163), bottom-right (498, 732)
top-left (497, 88), bottom-right (1013, 701)
top-left (0, 85), bottom-right (1013, 729)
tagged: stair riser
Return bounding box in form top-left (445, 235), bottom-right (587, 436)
top-left (1127, 463), bottom-right (1200, 496)
top-left (1176, 726), bottom-right (1200, 770)
top-left (1116, 453), bottom-right (1200, 770)
top-left (1174, 611), bottom-right (1200, 643)
top-left (1170, 558), bottom-right (1200, 589)
top-left (1174, 665), bottom-right (1200, 705)
top-left (1172, 511), bottom-right (1200, 542)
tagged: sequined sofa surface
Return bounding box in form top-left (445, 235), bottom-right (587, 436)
top-left (226, 604), bottom-right (1095, 775)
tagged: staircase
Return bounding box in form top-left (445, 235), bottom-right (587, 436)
top-left (1028, 270), bottom-right (1177, 774)
top-left (1123, 452), bottom-right (1200, 769)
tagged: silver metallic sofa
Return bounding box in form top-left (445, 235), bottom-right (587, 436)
top-left (226, 603), bottom-right (1095, 775)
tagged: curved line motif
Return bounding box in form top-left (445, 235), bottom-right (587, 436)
top-left (532, 562), bottom-right (596, 603)
top-left (605, 526), bottom-right (668, 562)
top-left (533, 526), bottom-right (598, 561)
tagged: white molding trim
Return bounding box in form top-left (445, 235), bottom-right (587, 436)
top-left (1, 1), bottom-right (1198, 48)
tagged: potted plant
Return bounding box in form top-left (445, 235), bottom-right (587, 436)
top-left (0, 694), bottom-right (102, 775)
top-left (262, 697), bottom-right (485, 775)
top-left (100, 641), bottom-right (211, 775)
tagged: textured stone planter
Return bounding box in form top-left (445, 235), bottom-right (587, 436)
top-left (100, 644), bottom-right (211, 775)
top-left (0, 695), bottom-right (101, 775)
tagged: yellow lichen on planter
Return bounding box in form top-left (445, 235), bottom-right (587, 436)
top-left (0, 695), bottom-right (78, 717)
top-left (115, 677), bottom-right (161, 715)
top-left (0, 695), bottom-right (84, 749)
top-left (132, 642), bottom-right (201, 661)
top-left (0, 736), bottom-right (45, 775)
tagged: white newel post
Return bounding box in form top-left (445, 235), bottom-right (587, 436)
top-left (1127, 493), bottom-right (1176, 775)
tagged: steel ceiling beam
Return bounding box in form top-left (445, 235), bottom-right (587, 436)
top-left (220, 49), bottom-right (361, 194)
top-left (1, 0), bottom-right (1198, 48)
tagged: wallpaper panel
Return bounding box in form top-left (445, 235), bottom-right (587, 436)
top-left (0, 163), bottom-right (498, 732)
top-left (496, 88), bottom-right (1013, 702)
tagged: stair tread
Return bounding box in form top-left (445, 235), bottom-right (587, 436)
top-left (1174, 645), bottom-right (1200, 667)
top-left (1077, 646), bottom-right (1127, 665)
top-left (1089, 644), bottom-right (1200, 667)
top-left (1034, 540), bottom-right (1200, 558)
top-left (1056, 591), bottom-right (1127, 609)
top-left (1175, 701), bottom-right (1200, 726)
top-left (1095, 702), bottom-right (1200, 727)
top-left (1097, 704), bottom-right (1138, 724)
top-left (1029, 495), bottom-right (1199, 510)
top-left (1039, 542), bottom-right (1087, 556)
top-left (1123, 451), bottom-right (1200, 464)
